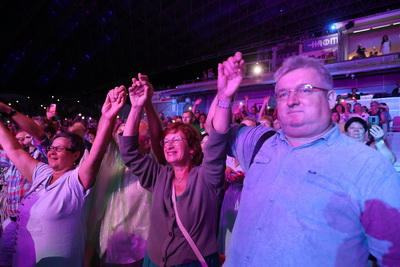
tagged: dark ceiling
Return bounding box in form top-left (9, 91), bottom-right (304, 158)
top-left (1, 0), bottom-right (400, 97)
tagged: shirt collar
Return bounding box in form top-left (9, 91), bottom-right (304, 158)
top-left (275, 123), bottom-right (341, 147)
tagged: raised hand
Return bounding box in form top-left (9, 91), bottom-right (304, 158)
top-left (128, 73), bottom-right (153, 108)
top-left (370, 124), bottom-right (384, 141)
top-left (194, 98), bottom-right (203, 105)
top-left (102, 86), bottom-right (127, 119)
top-left (217, 52), bottom-right (246, 100)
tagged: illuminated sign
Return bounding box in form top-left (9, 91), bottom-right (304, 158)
top-left (304, 34), bottom-right (338, 52)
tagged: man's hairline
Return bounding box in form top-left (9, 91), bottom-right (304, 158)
top-left (274, 67), bottom-right (333, 93)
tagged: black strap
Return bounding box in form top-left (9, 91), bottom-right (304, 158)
top-left (249, 130), bottom-right (276, 167)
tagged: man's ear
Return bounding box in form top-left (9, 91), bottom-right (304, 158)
top-left (73, 151), bottom-right (81, 163)
top-left (327, 90), bottom-right (337, 110)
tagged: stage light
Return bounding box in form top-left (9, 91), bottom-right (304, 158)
top-left (330, 24), bottom-right (337, 30)
top-left (253, 64), bottom-right (262, 75)
top-left (79, 113), bottom-right (82, 116)
top-left (189, 106), bottom-right (192, 110)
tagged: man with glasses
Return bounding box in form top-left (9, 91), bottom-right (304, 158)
top-left (209, 53), bottom-right (400, 266)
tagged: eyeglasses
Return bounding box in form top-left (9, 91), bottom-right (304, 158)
top-left (161, 136), bottom-right (186, 147)
top-left (48, 146), bottom-right (74, 152)
top-left (275, 84), bottom-right (330, 100)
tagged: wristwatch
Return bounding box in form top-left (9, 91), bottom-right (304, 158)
top-left (217, 99), bottom-right (233, 109)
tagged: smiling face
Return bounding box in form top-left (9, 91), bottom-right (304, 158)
top-left (47, 137), bottom-right (80, 171)
top-left (346, 122), bottom-right (366, 142)
top-left (276, 68), bottom-right (336, 140)
top-left (163, 130), bottom-right (193, 167)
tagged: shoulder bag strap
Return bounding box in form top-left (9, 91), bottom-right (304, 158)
top-left (249, 130), bottom-right (276, 167)
top-left (171, 184), bottom-right (208, 267)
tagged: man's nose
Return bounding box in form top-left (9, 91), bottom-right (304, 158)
top-left (287, 90), bottom-right (300, 106)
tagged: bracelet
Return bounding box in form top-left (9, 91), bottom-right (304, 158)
top-left (217, 99), bottom-right (233, 109)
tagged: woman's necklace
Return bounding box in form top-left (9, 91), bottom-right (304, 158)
top-left (176, 175), bottom-right (188, 183)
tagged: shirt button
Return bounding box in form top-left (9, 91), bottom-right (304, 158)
top-left (269, 199), bottom-right (274, 202)
top-left (162, 257), bottom-right (166, 262)
top-left (171, 214), bottom-right (175, 219)
top-left (169, 232), bottom-right (173, 237)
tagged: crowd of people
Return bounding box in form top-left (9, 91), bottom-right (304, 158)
top-left (0, 53), bottom-right (399, 267)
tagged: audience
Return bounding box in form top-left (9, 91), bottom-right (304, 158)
top-left (0, 48), bottom-right (399, 267)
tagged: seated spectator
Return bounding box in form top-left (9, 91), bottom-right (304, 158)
top-left (334, 103), bottom-right (348, 124)
top-left (368, 101), bottom-right (386, 128)
top-left (345, 117), bottom-right (396, 164)
top-left (356, 44), bottom-right (367, 58)
top-left (391, 82), bottom-right (400, 96)
top-left (331, 110), bottom-right (345, 133)
top-left (347, 88), bottom-right (362, 100)
top-left (349, 103), bottom-right (369, 121)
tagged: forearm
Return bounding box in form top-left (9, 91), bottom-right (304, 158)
top-left (79, 116), bottom-right (115, 189)
top-left (212, 93), bottom-right (233, 134)
top-left (375, 140), bottom-right (396, 164)
top-left (123, 106), bottom-right (143, 136)
top-left (192, 103), bottom-right (198, 114)
top-left (144, 101), bottom-right (165, 164)
top-left (0, 122), bottom-right (36, 181)
top-left (0, 122), bottom-right (23, 158)
top-left (3, 108), bottom-right (46, 141)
